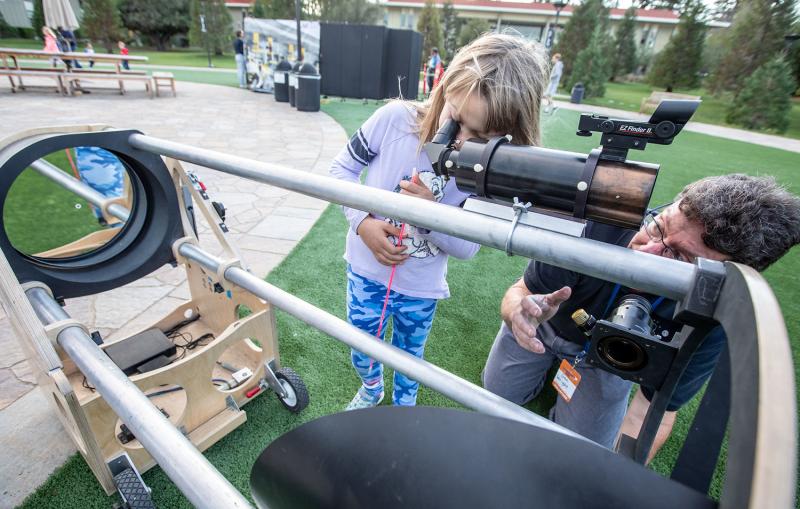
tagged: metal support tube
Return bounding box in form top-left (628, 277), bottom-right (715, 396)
top-left (25, 287), bottom-right (252, 509)
top-left (178, 242), bottom-right (591, 442)
top-left (30, 159), bottom-right (130, 222)
top-left (129, 133), bottom-right (695, 300)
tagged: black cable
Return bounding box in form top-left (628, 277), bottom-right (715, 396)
top-left (82, 375), bottom-right (95, 392)
top-left (163, 313), bottom-right (201, 336)
top-left (146, 386), bottom-right (184, 398)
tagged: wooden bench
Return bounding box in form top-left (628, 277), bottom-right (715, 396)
top-left (640, 91), bottom-right (701, 115)
top-left (152, 71), bottom-right (176, 97)
top-left (71, 68), bottom-right (147, 76)
top-left (0, 69), bottom-right (66, 95)
top-left (62, 71), bottom-right (153, 98)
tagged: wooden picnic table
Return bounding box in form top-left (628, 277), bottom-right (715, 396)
top-left (0, 47), bottom-right (151, 96)
top-left (0, 47), bottom-right (147, 72)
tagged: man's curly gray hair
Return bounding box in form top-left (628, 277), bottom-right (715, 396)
top-left (677, 174), bottom-right (800, 272)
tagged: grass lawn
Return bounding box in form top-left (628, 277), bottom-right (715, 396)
top-left (3, 151), bottom-right (105, 255)
top-left (16, 99), bottom-right (800, 507)
top-left (0, 37), bottom-right (236, 68)
top-left (577, 80), bottom-right (800, 140)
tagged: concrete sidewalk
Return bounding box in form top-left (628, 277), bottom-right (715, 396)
top-left (552, 99), bottom-right (800, 154)
top-left (0, 79), bottom-right (346, 507)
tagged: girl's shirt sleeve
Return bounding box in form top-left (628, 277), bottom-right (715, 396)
top-left (329, 105), bottom-right (394, 234)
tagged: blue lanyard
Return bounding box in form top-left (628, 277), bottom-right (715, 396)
top-left (576, 284), bottom-right (665, 364)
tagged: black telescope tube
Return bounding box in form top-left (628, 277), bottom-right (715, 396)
top-left (448, 139), bottom-right (659, 230)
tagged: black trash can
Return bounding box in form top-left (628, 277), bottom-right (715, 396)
top-left (296, 63), bottom-right (321, 112)
top-left (288, 62), bottom-right (303, 107)
top-left (570, 83), bottom-right (585, 104)
top-left (273, 60), bottom-right (292, 103)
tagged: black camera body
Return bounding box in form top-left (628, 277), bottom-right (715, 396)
top-left (579, 295), bottom-right (681, 389)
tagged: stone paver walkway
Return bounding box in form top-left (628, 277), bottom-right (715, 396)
top-left (0, 79), bottom-right (346, 507)
top-left (553, 98), bottom-right (800, 154)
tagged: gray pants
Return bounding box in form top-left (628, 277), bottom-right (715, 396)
top-left (482, 322), bottom-right (632, 449)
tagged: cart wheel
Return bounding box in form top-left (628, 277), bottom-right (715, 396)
top-left (114, 468), bottom-right (155, 509)
top-left (274, 367), bottom-right (309, 413)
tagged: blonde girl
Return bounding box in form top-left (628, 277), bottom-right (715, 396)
top-left (329, 33), bottom-right (550, 410)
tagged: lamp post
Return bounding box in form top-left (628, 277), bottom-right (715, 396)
top-left (545, 1), bottom-right (567, 51)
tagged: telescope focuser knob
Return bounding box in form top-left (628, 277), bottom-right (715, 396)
top-left (600, 120), bottom-right (615, 133)
top-left (571, 309), bottom-right (597, 337)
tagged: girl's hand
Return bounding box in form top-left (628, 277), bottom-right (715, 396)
top-left (399, 178), bottom-right (434, 201)
top-left (357, 217), bottom-right (409, 266)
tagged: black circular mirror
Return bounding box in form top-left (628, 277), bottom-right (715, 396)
top-left (0, 129), bottom-right (184, 300)
top-left (3, 147), bottom-right (133, 259)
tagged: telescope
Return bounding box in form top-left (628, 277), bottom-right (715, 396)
top-left (424, 99), bottom-right (701, 230)
top-left (0, 100), bottom-right (793, 509)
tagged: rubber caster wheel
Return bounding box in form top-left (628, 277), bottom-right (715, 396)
top-left (275, 367), bottom-right (309, 413)
top-left (114, 467), bottom-right (155, 509)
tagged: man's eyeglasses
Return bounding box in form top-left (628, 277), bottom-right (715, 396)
top-left (642, 203), bottom-right (691, 263)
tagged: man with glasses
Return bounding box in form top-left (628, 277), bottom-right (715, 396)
top-left (482, 174), bottom-right (800, 450)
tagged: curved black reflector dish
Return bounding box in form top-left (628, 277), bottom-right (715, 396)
top-left (250, 406), bottom-right (715, 509)
top-left (0, 129), bottom-right (183, 300)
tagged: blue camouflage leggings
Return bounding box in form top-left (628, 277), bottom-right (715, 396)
top-left (346, 266), bottom-right (438, 406)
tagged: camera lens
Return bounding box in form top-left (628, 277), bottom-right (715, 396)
top-left (597, 336), bottom-right (647, 371)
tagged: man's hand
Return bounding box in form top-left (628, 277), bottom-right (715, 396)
top-left (399, 176), bottom-right (434, 201)
top-left (506, 285), bottom-right (572, 353)
top-left (356, 217), bottom-right (409, 266)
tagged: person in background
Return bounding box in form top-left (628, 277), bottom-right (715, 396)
top-left (42, 27), bottom-right (60, 68)
top-left (58, 27), bottom-right (81, 68)
top-left (544, 53), bottom-right (563, 112)
top-left (426, 47), bottom-right (441, 95)
top-left (85, 41), bottom-right (95, 68)
top-left (234, 30), bottom-right (246, 88)
top-left (118, 40), bottom-right (130, 70)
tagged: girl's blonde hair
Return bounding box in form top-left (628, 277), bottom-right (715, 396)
top-left (417, 33), bottom-right (550, 147)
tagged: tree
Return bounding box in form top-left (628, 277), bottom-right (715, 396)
top-left (320, 0), bottom-right (383, 24)
top-left (710, 0), bottom-right (739, 21)
top-left (441, 0), bottom-right (460, 61)
top-left (417, 0), bottom-right (442, 63)
top-left (611, 6), bottom-right (637, 80)
top-left (709, 0), bottom-right (796, 94)
top-left (189, 0), bottom-right (232, 55)
top-left (82, 0), bottom-right (122, 53)
top-left (726, 57), bottom-right (796, 132)
top-left (554, 0), bottom-right (609, 81)
top-left (648, 0), bottom-right (707, 90)
top-left (119, 0), bottom-right (191, 50)
top-left (32, 0), bottom-right (45, 35)
top-left (252, 0), bottom-right (269, 18)
top-left (456, 17), bottom-right (490, 48)
top-left (567, 25), bottom-right (612, 97)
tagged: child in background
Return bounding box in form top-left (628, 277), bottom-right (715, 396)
top-left (118, 41), bottom-right (129, 70)
top-left (329, 33), bottom-right (551, 410)
top-left (42, 27), bottom-right (60, 67)
top-left (85, 41), bottom-right (95, 68)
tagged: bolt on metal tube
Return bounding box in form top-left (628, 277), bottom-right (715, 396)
top-left (178, 242), bottom-right (593, 443)
top-left (30, 159), bottom-right (130, 222)
top-left (24, 286), bottom-right (253, 509)
top-left (129, 133), bottom-right (696, 300)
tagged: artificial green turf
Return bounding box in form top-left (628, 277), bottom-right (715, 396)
top-left (18, 100), bottom-right (800, 508)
